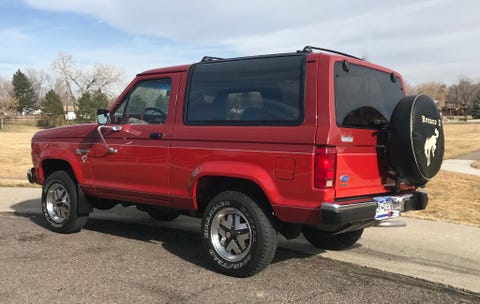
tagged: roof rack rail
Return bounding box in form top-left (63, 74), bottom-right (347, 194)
top-left (200, 56), bottom-right (224, 62)
top-left (301, 46), bottom-right (362, 60)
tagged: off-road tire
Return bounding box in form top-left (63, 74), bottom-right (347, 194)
top-left (41, 170), bottom-right (88, 233)
top-left (201, 190), bottom-right (278, 277)
top-left (302, 227), bottom-right (364, 250)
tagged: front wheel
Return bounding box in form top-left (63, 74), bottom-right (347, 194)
top-left (41, 171), bottom-right (88, 233)
top-left (201, 191), bottom-right (278, 277)
top-left (302, 227), bottom-right (363, 250)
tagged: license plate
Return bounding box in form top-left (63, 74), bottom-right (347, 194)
top-left (374, 196), bottom-right (395, 220)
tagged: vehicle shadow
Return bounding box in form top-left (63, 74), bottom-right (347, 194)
top-left (9, 199), bottom-right (324, 272)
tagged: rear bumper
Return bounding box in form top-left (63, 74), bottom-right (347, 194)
top-left (321, 191), bottom-right (428, 225)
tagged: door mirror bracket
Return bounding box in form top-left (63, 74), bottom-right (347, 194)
top-left (97, 125), bottom-right (122, 153)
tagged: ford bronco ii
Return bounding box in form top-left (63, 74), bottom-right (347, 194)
top-left (28, 46), bottom-right (444, 277)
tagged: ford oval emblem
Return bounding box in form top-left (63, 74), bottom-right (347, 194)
top-left (340, 175), bottom-right (350, 183)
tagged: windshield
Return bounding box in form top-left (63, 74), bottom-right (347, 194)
top-left (334, 62), bottom-right (405, 129)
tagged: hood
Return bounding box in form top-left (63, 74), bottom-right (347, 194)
top-left (32, 124), bottom-right (98, 141)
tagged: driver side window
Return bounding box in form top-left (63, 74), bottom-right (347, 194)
top-left (111, 78), bottom-right (172, 124)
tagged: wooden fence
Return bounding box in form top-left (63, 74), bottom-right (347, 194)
top-left (0, 115), bottom-right (40, 128)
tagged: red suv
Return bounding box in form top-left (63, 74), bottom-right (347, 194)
top-left (28, 46), bottom-right (444, 277)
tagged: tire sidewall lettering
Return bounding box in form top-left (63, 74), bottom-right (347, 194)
top-left (208, 248), bottom-right (253, 270)
top-left (202, 200), bottom-right (229, 239)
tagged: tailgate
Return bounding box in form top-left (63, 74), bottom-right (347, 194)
top-left (335, 137), bottom-right (391, 198)
top-left (329, 60), bottom-right (405, 199)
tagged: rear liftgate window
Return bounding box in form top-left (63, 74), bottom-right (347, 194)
top-left (335, 62), bottom-right (405, 129)
top-left (185, 55), bottom-right (305, 125)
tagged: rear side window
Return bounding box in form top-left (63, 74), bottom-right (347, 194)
top-left (185, 55), bottom-right (305, 125)
top-left (335, 62), bottom-right (405, 129)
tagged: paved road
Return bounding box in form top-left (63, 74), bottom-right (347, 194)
top-left (1, 187), bottom-right (479, 303)
top-left (2, 214), bottom-right (479, 304)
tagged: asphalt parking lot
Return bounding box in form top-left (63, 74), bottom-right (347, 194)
top-left (0, 211), bottom-right (479, 304)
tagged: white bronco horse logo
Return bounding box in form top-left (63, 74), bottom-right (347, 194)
top-left (424, 128), bottom-right (439, 167)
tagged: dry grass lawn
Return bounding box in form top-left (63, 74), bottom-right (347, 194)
top-left (405, 171), bottom-right (480, 227)
top-left (0, 122), bottom-right (479, 226)
top-left (0, 123), bottom-right (40, 187)
top-left (472, 161), bottom-right (480, 169)
top-left (442, 123), bottom-right (480, 159)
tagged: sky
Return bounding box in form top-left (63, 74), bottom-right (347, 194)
top-left (0, 0), bottom-right (479, 86)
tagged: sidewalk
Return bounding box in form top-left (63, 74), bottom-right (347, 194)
top-left (442, 160), bottom-right (480, 176)
top-left (0, 187), bottom-right (41, 213)
top-left (441, 150), bottom-right (480, 176)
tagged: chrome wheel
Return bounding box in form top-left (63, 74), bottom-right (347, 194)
top-left (210, 207), bottom-right (252, 262)
top-left (45, 183), bottom-right (71, 224)
top-left (202, 191), bottom-right (278, 277)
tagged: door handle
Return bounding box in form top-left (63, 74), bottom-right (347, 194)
top-left (150, 132), bottom-right (164, 139)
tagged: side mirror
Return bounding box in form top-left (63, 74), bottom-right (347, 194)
top-left (96, 109), bottom-right (110, 125)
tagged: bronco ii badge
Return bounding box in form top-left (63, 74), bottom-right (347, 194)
top-left (424, 128), bottom-right (439, 167)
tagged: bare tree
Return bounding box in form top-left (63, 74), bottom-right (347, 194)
top-left (47, 75), bottom-right (76, 114)
top-left (25, 68), bottom-right (52, 108)
top-left (52, 53), bottom-right (123, 100)
top-left (51, 53), bottom-right (123, 115)
top-left (448, 77), bottom-right (479, 118)
top-left (415, 81), bottom-right (447, 109)
top-left (0, 77), bottom-right (17, 114)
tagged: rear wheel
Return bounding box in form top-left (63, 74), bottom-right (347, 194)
top-left (302, 227), bottom-right (363, 250)
top-left (201, 190), bottom-right (278, 277)
top-left (41, 171), bottom-right (88, 233)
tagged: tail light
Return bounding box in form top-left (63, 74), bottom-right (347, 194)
top-left (314, 147), bottom-right (336, 189)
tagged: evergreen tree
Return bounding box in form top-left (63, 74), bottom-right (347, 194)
top-left (11, 69), bottom-right (37, 112)
top-left (38, 90), bottom-right (65, 128)
top-left (76, 90), bottom-right (109, 122)
top-left (472, 95), bottom-right (480, 119)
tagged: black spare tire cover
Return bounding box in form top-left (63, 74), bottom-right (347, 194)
top-left (388, 94), bottom-right (444, 186)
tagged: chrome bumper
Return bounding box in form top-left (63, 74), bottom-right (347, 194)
top-left (321, 192), bottom-right (428, 225)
